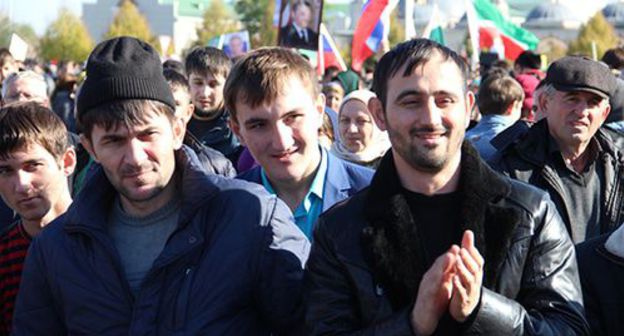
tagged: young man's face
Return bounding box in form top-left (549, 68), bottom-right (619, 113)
top-left (232, 76), bottom-right (324, 185)
top-left (370, 53), bottom-right (474, 173)
top-left (83, 109), bottom-right (184, 213)
top-left (0, 60), bottom-right (17, 82)
top-left (188, 71), bottom-right (225, 117)
top-left (171, 86), bottom-right (194, 125)
top-left (0, 143), bottom-right (75, 223)
top-left (543, 90), bottom-right (610, 149)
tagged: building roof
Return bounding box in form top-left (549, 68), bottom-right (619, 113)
top-left (603, 2), bottom-right (624, 23)
top-left (525, 3), bottom-right (581, 23)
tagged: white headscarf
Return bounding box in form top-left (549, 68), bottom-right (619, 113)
top-left (330, 89), bottom-right (390, 166)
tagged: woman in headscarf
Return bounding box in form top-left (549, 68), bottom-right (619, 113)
top-left (331, 89), bottom-right (390, 169)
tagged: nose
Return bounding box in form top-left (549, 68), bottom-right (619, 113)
top-left (124, 138), bottom-right (149, 166)
top-left (272, 123), bottom-right (295, 151)
top-left (572, 99), bottom-right (591, 117)
top-left (14, 170), bottom-right (33, 194)
top-left (347, 121), bottom-right (359, 134)
top-left (421, 99), bottom-right (443, 126)
top-left (202, 85), bottom-right (212, 98)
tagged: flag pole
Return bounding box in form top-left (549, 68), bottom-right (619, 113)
top-left (465, 0), bottom-right (480, 71)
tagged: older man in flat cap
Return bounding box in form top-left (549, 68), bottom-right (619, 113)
top-left (492, 56), bottom-right (624, 244)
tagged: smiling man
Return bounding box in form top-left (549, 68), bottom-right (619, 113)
top-left (303, 39), bottom-right (588, 335)
top-left (492, 56), bottom-right (624, 244)
top-left (12, 37), bottom-right (309, 335)
top-left (227, 47), bottom-right (373, 240)
top-left (0, 102), bottom-right (76, 334)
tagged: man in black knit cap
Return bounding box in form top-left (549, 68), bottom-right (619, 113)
top-left (11, 36), bottom-right (309, 335)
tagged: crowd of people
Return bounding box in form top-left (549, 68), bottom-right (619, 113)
top-left (0, 32), bottom-right (622, 335)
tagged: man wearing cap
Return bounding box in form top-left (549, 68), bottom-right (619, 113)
top-left (11, 37), bottom-right (310, 335)
top-left (492, 56), bottom-right (624, 244)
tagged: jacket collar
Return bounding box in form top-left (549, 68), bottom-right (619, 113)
top-left (361, 142), bottom-right (521, 308)
top-left (514, 119), bottom-right (624, 166)
top-left (323, 148), bottom-right (352, 211)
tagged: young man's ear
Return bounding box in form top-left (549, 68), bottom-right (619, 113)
top-left (172, 117), bottom-right (186, 150)
top-left (315, 93), bottom-right (326, 126)
top-left (79, 134), bottom-right (98, 163)
top-left (368, 97), bottom-right (387, 131)
top-left (62, 147), bottom-right (77, 177)
top-left (228, 117), bottom-right (246, 147)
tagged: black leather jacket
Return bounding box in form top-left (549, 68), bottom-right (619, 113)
top-left (490, 120), bottom-right (624, 241)
top-left (304, 143), bottom-right (589, 335)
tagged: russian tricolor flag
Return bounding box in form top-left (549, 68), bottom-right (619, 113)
top-left (318, 23), bottom-right (347, 74)
top-left (351, 0), bottom-right (398, 72)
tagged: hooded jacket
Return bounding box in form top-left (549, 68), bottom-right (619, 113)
top-left (304, 143), bottom-right (588, 335)
top-left (12, 146), bottom-right (309, 335)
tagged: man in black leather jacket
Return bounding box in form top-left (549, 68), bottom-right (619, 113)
top-left (491, 56), bottom-right (624, 244)
top-left (303, 39), bottom-right (588, 335)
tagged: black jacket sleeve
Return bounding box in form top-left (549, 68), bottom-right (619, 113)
top-left (464, 195), bottom-right (589, 335)
top-left (303, 217), bottom-right (415, 335)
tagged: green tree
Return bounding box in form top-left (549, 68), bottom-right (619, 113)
top-left (0, 13), bottom-right (39, 54)
top-left (568, 11), bottom-right (618, 59)
top-left (40, 8), bottom-right (93, 62)
top-left (196, 0), bottom-right (240, 46)
top-left (105, 0), bottom-right (155, 46)
top-left (235, 0), bottom-right (276, 48)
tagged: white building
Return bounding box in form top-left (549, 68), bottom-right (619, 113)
top-left (83, 0), bottom-right (210, 56)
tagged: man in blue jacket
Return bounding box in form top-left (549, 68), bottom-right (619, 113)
top-left (226, 48), bottom-right (373, 240)
top-left (12, 37), bottom-right (310, 335)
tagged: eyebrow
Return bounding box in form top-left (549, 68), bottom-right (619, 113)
top-left (395, 89), bottom-right (458, 101)
top-left (243, 117), bottom-right (268, 127)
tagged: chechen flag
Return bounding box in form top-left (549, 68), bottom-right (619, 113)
top-left (467, 0), bottom-right (539, 61)
top-left (318, 23), bottom-right (347, 75)
top-left (351, 0), bottom-right (398, 72)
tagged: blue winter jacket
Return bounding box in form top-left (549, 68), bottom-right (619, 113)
top-left (12, 146), bottom-right (310, 335)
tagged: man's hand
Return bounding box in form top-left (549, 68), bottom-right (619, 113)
top-left (411, 245), bottom-right (459, 336)
top-left (449, 230), bottom-right (484, 322)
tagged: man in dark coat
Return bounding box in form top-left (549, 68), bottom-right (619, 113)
top-left (12, 37), bottom-right (309, 335)
top-left (491, 56), bottom-right (624, 244)
top-left (303, 38), bottom-right (588, 335)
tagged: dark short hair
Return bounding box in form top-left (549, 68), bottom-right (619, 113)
top-left (0, 48), bottom-right (14, 67)
top-left (79, 99), bottom-right (175, 140)
top-left (371, 38), bottom-right (469, 108)
top-left (515, 51), bottom-right (541, 70)
top-left (163, 59), bottom-right (186, 76)
top-left (602, 47), bottom-right (624, 70)
top-left (292, 0), bottom-right (312, 12)
top-left (0, 101), bottom-right (69, 161)
top-left (184, 47), bottom-right (232, 79)
top-left (477, 75), bottom-right (524, 116)
top-left (224, 47), bottom-right (319, 121)
top-left (163, 68), bottom-right (189, 93)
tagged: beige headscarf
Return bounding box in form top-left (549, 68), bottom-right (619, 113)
top-left (330, 89), bottom-right (390, 166)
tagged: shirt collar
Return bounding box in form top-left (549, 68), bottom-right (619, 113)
top-left (260, 146), bottom-right (327, 201)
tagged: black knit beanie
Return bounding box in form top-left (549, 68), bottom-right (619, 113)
top-left (76, 36), bottom-right (175, 119)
